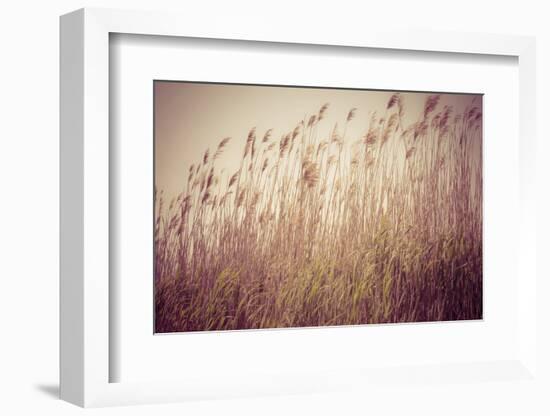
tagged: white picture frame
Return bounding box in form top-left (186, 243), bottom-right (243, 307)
top-left (60, 7), bottom-right (539, 408)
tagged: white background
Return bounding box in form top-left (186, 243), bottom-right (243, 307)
top-left (1, 1), bottom-right (548, 415)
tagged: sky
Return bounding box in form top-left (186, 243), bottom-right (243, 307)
top-left (154, 81), bottom-right (481, 202)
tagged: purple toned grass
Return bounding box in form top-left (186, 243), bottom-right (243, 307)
top-left (155, 94), bottom-right (482, 332)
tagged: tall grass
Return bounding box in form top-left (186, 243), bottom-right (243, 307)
top-left (155, 93), bottom-right (482, 332)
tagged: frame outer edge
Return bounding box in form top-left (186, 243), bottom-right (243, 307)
top-left (517, 38), bottom-right (537, 377)
top-left (81, 8), bottom-right (111, 407)
top-left (59, 8), bottom-right (85, 407)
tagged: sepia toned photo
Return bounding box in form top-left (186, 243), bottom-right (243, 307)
top-left (154, 81), bottom-right (482, 333)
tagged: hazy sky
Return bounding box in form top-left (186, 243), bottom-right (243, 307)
top-left (155, 81), bottom-right (481, 202)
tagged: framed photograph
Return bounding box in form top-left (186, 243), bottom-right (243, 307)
top-left (60, 8), bottom-right (540, 408)
top-left (153, 81), bottom-right (483, 333)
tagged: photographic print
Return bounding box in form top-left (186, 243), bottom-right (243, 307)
top-left (154, 81), bottom-right (482, 333)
